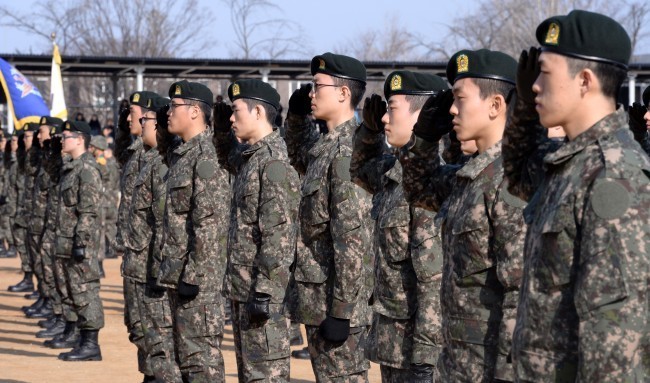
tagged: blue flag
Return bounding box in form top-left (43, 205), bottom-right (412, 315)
top-left (0, 57), bottom-right (50, 129)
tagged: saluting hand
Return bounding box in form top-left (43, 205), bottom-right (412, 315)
top-left (362, 94), bottom-right (387, 133)
top-left (213, 102), bottom-right (233, 133)
top-left (412, 89), bottom-right (454, 142)
top-left (517, 47), bottom-right (540, 107)
top-left (288, 83), bottom-right (313, 117)
top-left (629, 102), bottom-right (648, 140)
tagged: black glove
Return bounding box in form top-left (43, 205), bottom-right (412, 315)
top-left (118, 108), bottom-right (130, 134)
top-left (629, 102), bottom-right (648, 141)
top-left (156, 104), bottom-right (170, 131)
top-left (246, 293), bottom-right (271, 324)
top-left (213, 102), bottom-right (233, 132)
top-left (288, 84), bottom-right (313, 116)
top-left (147, 277), bottom-right (166, 293)
top-left (319, 316), bottom-right (350, 343)
top-left (516, 47), bottom-right (540, 108)
top-left (178, 280), bottom-right (199, 299)
top-left (72, 246), bottom-right (85, 262)
top-left (0, 195), bottom-right (6, 205)
top-left (412, 90), bottom-right (454, 142)
top-left (362, 94), bottom-right (386, 133)
top-left (409, 363), bottom-right (434, 383)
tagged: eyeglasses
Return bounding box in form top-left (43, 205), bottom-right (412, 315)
top-left (168, 102), bottom-right (193, 111)
top-left (139, 116), bottom-right (157, 126)
top-left (310, 82), bottom-right (339, 93)
top-left (62, 134), bottom-right (80, 140)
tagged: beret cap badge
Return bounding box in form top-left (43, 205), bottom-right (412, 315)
top-left (40, 117), bottom-right (46, 124)
top-left (457, 54), bottom-right (469, 73)
top-left (319, 59), bottom-right (326, 70)
top-left (390, 75), bottom-right (402, 91)
top-left (545, 22), bottom-right (560, 45)
top-left (174, 85), bottom-right (182, 95)
top-left (132, 93), bottom-right (140, 102)
top-left (232, 83), bottom-right (240, 96)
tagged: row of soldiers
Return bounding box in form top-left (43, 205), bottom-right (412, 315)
top-left (4, 8), bottom-right (650, 383)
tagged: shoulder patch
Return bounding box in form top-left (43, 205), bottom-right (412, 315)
top-left (501, 188), bottom-right (526, 208)
top-left (591, 180), bottom-right (630, 219)
top-left (196, 160), bottom-right (216, 180)
top-left (159, 163), bottom-right (169, 180)
top-left (265, 160), bottom-right (287, 183)
top-left (79, 168), bottom-right (95, 183)
top-left (332, 156), bottom-right (352, 182)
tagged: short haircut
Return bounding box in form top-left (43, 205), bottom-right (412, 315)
top-left (187, 99), bottom-right (212, 125)
top-left (331, 77), bottom-right (366, 108)
top-left (404, 94), bottom-right (430, 113)
top-left (82, 133), bottom-right (90, 149)
top-left (565, 57), bottom-right (626, 100)
top-left (472, 78), bottom-right (515, 115)
top-left (242, 98), bottom-right (278, 127)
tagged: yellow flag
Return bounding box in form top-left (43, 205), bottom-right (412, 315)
top-left (50, 42), bottom-right (67, 120)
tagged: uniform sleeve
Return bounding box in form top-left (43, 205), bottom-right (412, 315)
top-left (350, 123), bottom-right (391, 195)
top-left (253, 160), bottom-right (300, 303)
top-left (285, 113), bottom-right (320, 176)
top-left (74, 165), bottom-right (102, 248)
top-left (328, 155), bottom-right (372, 319)
top-left (410, 206), bottom-right (444, 366)
top-left (181, 150), bottom-right (229, 290)
top-left (213, 129), bottom-right (246, 175)
top-left (399, 134), bottom-right (459, 212)
top-left (490, 180), bottom-right (527, 369)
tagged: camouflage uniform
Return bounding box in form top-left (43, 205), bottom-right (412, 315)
top-left (214, 128), bottom-right (300, 382)
top-left (55, 151), bottom-right (104, 331)
top-left (399, 135), bottom-right (527, 382)
top-left (11, 155), bottom-right (28, 271)
top-left (0, 152), bottom-right (14, 249)
top-left (285, 115), bottom-right (374, 382)
top-left (103, 156), bottom-right (120, 256)
top-left (117, 137), bottom-right (150, 375)
top-left (504, 107), bottom-right (650, 382)
top-left (126, 147), bottom-right (181, 382)
top-left (30, 151), bottom-right (52, 300)
top-left (21, 148), bottom-right (40, 281)
top-left (351, 125), bottom-right (443, 382)
top-left (158, 129), bottom-right (229, 382)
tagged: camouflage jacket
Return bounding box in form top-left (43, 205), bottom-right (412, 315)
top-left (104, 156), bottom-right (120, 218)
top-left (16, 148), bottom-right (39, 228)
top-left (42, 167), bottom-right (63, 246)
top-left (2, 153), bottom-right (17, 216)
top-left (285, 115), bottom-right (374, 327)
top-left (505, 107), bottom-right (650, 382)
top-left (116, 137), bottom-right (144, 251)
top-left (351, 124), bottom-right (444, 366)
top-left (29, 157), bottom-right (51, 235)
top-left (158, 129), bottom-right (229, 292)
top-left (9, 158), bottom-right (25, 219)
top-left (214, 129), bottom-right (300, 304)
top-left (55, 152), bottom-right (102, 257)
top-left (124, 148), bottom-right (168, 282)
top-left (400, 136), bottom-right (527, 381)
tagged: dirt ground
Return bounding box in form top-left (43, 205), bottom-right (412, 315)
top-left (0, 256), bottom-right (381, 382)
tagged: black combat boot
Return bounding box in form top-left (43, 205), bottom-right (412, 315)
top-left (24, 290), bottom-right (39, 299)
top-left (22, 296), bottom-right (44, 313)
top-left (27, 298), bottom-right (53, 318)
top-left (291, 346), bottom-right (310, 359)
top-left (38, 314), bottom-right (57, 328)
top-left (60, 330), bottom-right (102, 361)
top-left (44, 321), bottom-right (79, 349)
top-left (8, 272), bottom-right (34, 292)
top-left (36, 315), bottom-right (66, 338)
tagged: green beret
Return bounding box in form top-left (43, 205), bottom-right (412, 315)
top-left (536, 10), bottom-right (631, 69)
top-left (40, 116), bottom-right (64, 128)
top-left (129, 91), bottom-right (160, 110)
top-left (311, 52), bottom-right (367, 83)
top-left (447, 49), bottom-right (516, 85)
top-left (228, 79), bottom-right (281, 110)
top-left (168, 80), bottom-right (213, 107)
top-left (90, 135), bottom-right (108, 150)
top-left (146, 96), bottom-right (170, 113)
top-left (643, 86), bottom-right (650, 107)
top-left (22, 122), bottom-right (40, 132)
top-left (13, 125), bottom-right (24, 137)
top-left (1, 129), bottom-right (8, 138)
top-left (63, 120), bottom-right (92, 135)
top-left (384, 71), bottom-right (448, 100)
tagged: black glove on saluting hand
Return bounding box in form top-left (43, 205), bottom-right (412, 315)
top-left (319, 316), bottom-right (350, 344)
top-left (118, 108), bottom-right (130, 134)
top-left (246, 293), bottom-right (271, 324)
top-left (516, 47), bottom-right (541, 109)
top-left (72, 246), bottom-right (85, 262)
top-left (178, 280), bottom-right (199, 299)
top-left (213, 102), bottom-right (233, 132)
top-left (412, 90), bottom-right (454, 142)
top-left (288, 84), bottom-right (313, 117)
top-left (409, 363), bottom-right (434, 383)
top-left (362, 94), bottom-right (387, 133)
top-left (629, 102), bottom-right (648, 141)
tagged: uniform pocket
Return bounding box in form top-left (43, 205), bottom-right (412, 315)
top-left (239, 182), bottom-right (259, 224)
top-left (169, 175), bottom-right (192, 213)
top-left (536, 204), bottom-right (576, 290)
top-left (178, 299), bottom-right (223, 338)
top-left (55, 236), bottom-right (74, 255)
top-left (243, 318), bottom-right (290, 362)
top-left (380, 206), bottom-right (410, 263)
top-left (61, 183), bottom-right (77, 207)
top-left (451, 199), bottom-right (491, 278)
top-left (301, 178), bottom-right (329, 228)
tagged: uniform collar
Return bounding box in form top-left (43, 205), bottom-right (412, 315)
top-left (544, 107), bottom-right (627, 166)
top-left (309, 118), bottom-right (358, 157)
top-left (456, 140), bottom-right (502, 180)
top-left (174, 129), bottom-right (210, 156)
top-left (242, 129), bottom-right (280, 158)
top-left (127, 137), bottom-right (143, 152)
top-left (384, 157), bottom-right (402, 184)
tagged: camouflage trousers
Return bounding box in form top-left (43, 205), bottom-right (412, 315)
top-left (123, 278), bottom-right (152, 376)
top-left (63, 256), bottom-right (104, 330)
top-left (12, 223), bottom-right (29, 272)
top-left (305, 325), bottom-right (370, 383)
top-left (40, 235), bottom-right (61, 315)
top-left (231, 300), bottom-right (290, 382)
top-left (367, 313), bottom-right (414, 369)
top-left (438, 338), bottom-right (498, 383)
top-left (104, 208), bottom-right (117, 256)
top-left (139, 284), bottom-right (182, 382)
top-left (54, 255), bottom-right (77, 322)
top-left (379, 365), bottom-right (411, 383)
top-left (27, 232), bottom-right (44, 292)
top-left (0, 213), bottom-right (12, 244)
top-left (168, 288), bottom-right (225, 382)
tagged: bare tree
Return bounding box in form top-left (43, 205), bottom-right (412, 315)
top-left (0, 0), bottom-right (213, 57)
top-left (222, 0), bottom-right (310, 59)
